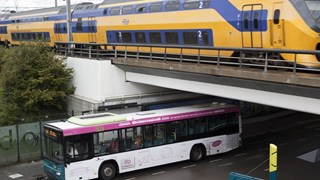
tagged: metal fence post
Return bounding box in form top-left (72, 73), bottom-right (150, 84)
top-left (125, 46), bottom-right (128, 60)
top-left (217, 50), bottom-right (221, 68)
top-left (239, 51), bottom-right (243, 68)
top-left (16, 119), bottom-right (21, 162)
top-left (293, 53), bottom-right (297, 75)
top-left (137, 46), bottom-right (140, 59)
top-left (264, 52), bottom-right (268, 73)
top-left (164, 48), bottom-right (167, 62)
top-left (197, 49), bottom-right (200, 65)
top-left (180, 48), bottom-right (183, 63)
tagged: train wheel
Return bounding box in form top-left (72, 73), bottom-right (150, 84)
top-left (99, 163), bottom-right (116, 180)
top-left (190, 145), bottom-right (205, 162)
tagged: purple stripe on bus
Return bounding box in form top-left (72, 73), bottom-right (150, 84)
top-left (63, 106), bottom-right (239, 136)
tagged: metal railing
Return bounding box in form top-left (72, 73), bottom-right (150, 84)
top-left (54, 42), bottom-right (320, 74)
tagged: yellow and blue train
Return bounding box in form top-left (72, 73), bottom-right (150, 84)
top-left (1, 0), bottom-right (320, 67)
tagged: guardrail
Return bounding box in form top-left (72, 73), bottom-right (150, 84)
top-left (54, 42), bottom-right (320, 74)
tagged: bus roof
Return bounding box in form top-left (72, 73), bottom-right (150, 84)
top-left (46, 103), bottom-right (239, 137)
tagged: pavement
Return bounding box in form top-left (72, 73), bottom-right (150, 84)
top-left (0, 161), bottom-right (45, 180)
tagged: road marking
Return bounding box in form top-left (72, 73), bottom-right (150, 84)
top-left (258, 148), bottom-right (268, 152)
top-left (305, 124), bottom-right (320, 129)
top-left (182, 164), bottom-right (196, 169)
top-left (264, 168), bottom-right (269, 172)
top-left (152, 171), bottom-right (165, 176)
top-left (234, 153), bottom-right (247, 157)
top-left (126, 178), bottom-right (136, 180)
top-left (246, 154), bottom-right (264, 160)
top-left (217, 162), bottom-right (234, 167)
top-left (8, 174), bottom-right (23, 179)
top-left (278, 142), bottom-right (289, 147)
top-left (209, 158), bottom-right (223, 163)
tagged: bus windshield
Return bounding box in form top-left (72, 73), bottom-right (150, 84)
top-left (44, 136), bottom-right (64, 163)
top-left (305, 0), bottom-right (320, 19)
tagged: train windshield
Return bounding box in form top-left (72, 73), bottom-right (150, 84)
top-left (305, 0), bottom-right (320, 19)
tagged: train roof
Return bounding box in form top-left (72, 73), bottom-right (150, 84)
top-left (45, 103), bottom-right (239, 136)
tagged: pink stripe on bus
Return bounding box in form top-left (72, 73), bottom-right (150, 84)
top-left (63, 106), bottom-right (239, 136)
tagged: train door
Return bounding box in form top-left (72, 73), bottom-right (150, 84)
top-left (241, 4), bottom-right (263, 48)
top-left (54, 20), bottom-right (62, 42)
top-left (272, 2), bottom-right (284, 47)
top-left (88, 17), bottom-right (97, 43)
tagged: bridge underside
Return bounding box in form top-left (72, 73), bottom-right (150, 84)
top-left (115, 63), bottom-right (320, 115)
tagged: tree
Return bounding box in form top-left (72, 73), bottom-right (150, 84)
top-left (0, 43), bottom-right (74, 125)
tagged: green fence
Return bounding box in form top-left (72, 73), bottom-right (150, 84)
top-left (0, 120), bottom-right (64, 166)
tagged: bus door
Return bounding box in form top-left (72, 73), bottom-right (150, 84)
top-left (54, 20), bottom-right (62, 42)
top-left (88, 17), bottom-right (97, 43)
top-left (272, 2), bottom-right (284, 47)
top-left (241, 4), bottom-right (263, 48)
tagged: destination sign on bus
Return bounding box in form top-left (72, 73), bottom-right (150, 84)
top-left (44, 127), bottom-right (60, 140)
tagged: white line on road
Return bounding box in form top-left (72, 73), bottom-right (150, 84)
top-left (126, 178), bottom-right (136, 180)
top-left (182, 164), bottom-right (196, 169)
top-left (217, 162), bottom-right (234, 167)
top-left (8, 174), bottom-right (23, 179)
top-left (297, 138), bottom-right (306, 142)
top-left (234, 153), bottom-right (247, 157)
top-left (278, 142), bottom-right (289, 147)
top-left (152, 171), bottom-right (165, 176)
top-left (209, 159), bottom-right (223, 163)
top-left (258, 148), bottom-right (268, 152)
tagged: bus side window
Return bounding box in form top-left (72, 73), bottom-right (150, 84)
top-left (154, 123), bottom-right (166, 145)
top-left (144, 125), bottom-right (153, 147)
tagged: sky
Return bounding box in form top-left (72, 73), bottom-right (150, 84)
top-left (1, 0), bottom-right (104, 12)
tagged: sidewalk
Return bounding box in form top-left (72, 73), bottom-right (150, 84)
top-left (0, 161), bottom-right (45, 180)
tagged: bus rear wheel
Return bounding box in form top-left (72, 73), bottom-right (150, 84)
top-left (99, 163), bottom-right (116, 180)
top-left (190, 145), bottom-right (205, 162)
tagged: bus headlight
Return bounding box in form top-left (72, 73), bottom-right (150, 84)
top-left (56, 172), bottom-right (61, 176)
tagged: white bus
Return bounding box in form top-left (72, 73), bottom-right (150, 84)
top-left (43, 103), bottom-right (241, 180)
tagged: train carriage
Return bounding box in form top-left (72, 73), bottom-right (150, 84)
top-left (0, 0), bottom-right (320, 67)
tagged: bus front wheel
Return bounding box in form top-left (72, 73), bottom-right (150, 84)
top-left (99, 163), bottom-right (116, 180)
top-left (190, 145), bottom-right (205, 162)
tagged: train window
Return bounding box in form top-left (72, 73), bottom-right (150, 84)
top-left (16, 20), bottom-right (21, 23)
top-left (21, 34), bottom-right (26, 40)
top-left (103, 8), bottom-right (108, 15)
top-left (203, 0), bottom-right (210, 8)
top-left (110, 7), bottom-right (120, 15)
top-left (122, 32), bottom-right (132, 43)
top-left (184, 0), bottom-right (199, 10)
top-left (135, 32), bottom-right (146, 43)
top-left (150, 32), bottom-right (161, 44)
top-left (64, 24), bottom-right (67, 33)
top-left (122, 6), bottom-right (133, 14)
top-left (183, 32), bottom-right (198, 45)
top-left (136, 4), bottom-right (147, 13)
top-left (32, 33), bottom-right (37, 40)
top-left (150, 2), bottom-right (162, 12)
top-left (273, 9), bottom-right (280, 24)
top-left (11, 20), bottom-right (15, 23)
top-left (76, 22), bottom-right (83, 32)
top-left (203, 31), bottom-right (209, 46)
top-left (116, 32), bottom-right (120, 42)
top-left (244, 12), bottom-right (249, 30)
top-left (253, 12), bottom-right (259, 29)
top-left (165, 0), bottom-right (180, 11)
top-left (44, 17), bottom-right (49, 21)
top-left (165, 32), bottom-right (179, 44)
top-left (11, 33), bottom-right (16, 41)
top-left (26, 34), bottom-right (31, 40)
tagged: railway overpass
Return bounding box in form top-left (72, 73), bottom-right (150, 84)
top-left (112, 58), bottom-right (320, 115)
top-left (56, 43), bottom-right (320, 115)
